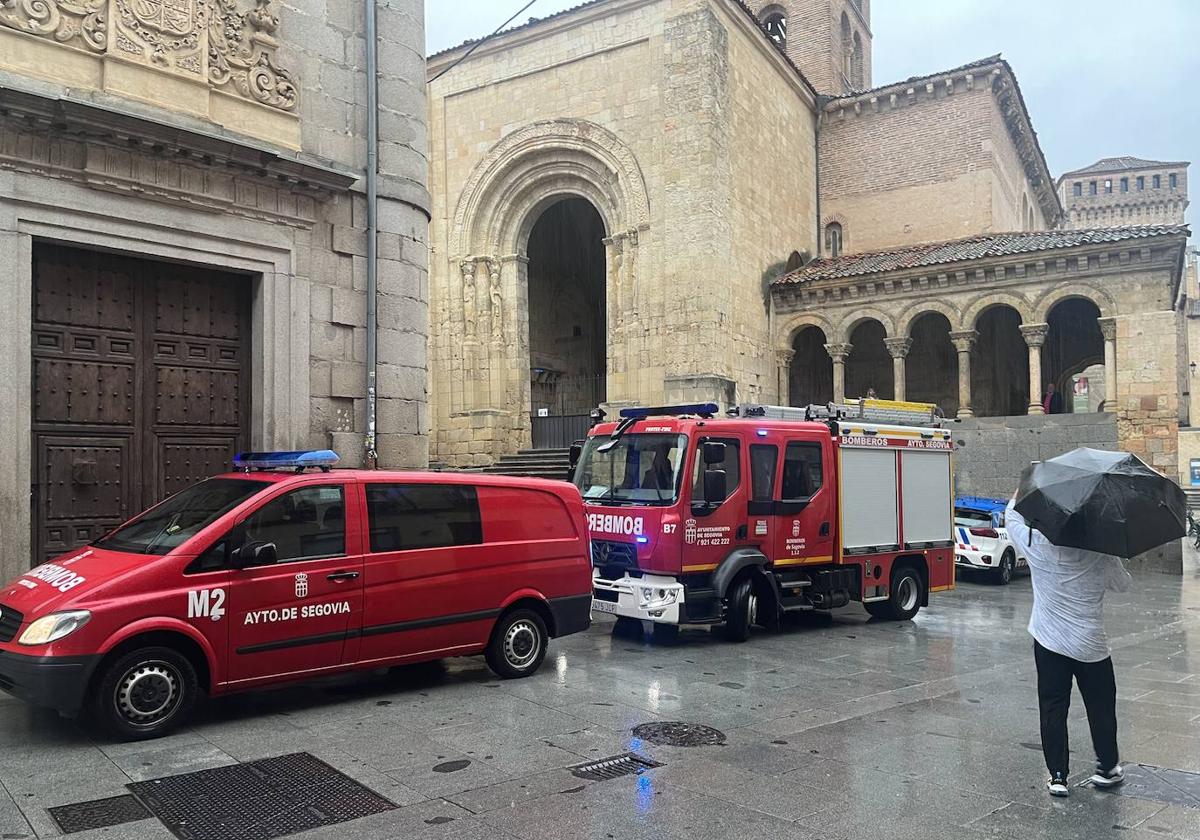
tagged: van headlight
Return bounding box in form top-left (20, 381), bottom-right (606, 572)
top-left (18, 611), bottom-right (91, 646)
top-left (639, 587), bottom-right (678, 609)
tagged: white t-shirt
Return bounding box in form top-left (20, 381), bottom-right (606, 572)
top-left (1005, 501), bottom-right (1131, 663)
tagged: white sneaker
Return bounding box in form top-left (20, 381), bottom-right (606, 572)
top-left (1090, 764), bottom-right (1125, 788)
top-left (1048, 774), bottom-right (1069, 797)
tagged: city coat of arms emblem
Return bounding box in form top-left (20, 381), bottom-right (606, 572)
top-left (129, 0), bottom-right (196, 37)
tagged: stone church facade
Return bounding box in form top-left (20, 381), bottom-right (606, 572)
top-left (427, 0), bottom-right (1190, 486)
top-left (0, 0), bottom-right (430, 580)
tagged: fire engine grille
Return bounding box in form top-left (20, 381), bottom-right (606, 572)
top-left (48, 794), bottom-right (151, 834)
top-left (631, 722), bottom-right (727, 747)
top-left (127, 752), bottom-right (396, 840)
top-left (570, 753), bottom-right (662, 781)
top-left (0, 604), bottom-right (23, 642)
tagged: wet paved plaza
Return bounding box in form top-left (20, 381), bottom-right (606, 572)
top-left (2, 550), bottom-right (1198, 840)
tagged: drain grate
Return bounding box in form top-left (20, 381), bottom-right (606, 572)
top-left (632, 722), bottom-right (726, 747)
top-left (1105, 764), bottom-right (1200, 809)
top-left (570, 753), bottom-right (662, 781)
top-left (128, 752), bottom-right (396, 840)
top-left (48, 794), bottom-right (151, 835)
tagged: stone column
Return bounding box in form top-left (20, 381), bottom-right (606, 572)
top-left (0, 229), bottom-right (32, 581)
top-left (1020, 323), bottom-right (1050, 415)
top-left (776, 348), bottom-right (795, 406)
top-left (883, 337), bottom-right (912, 402)
top-left (948, 330), bottom-right (977, 418)
top-left (1098, 316), bottom-right (1118, 413)
top-left (825, 343), bottom-right (852, 403)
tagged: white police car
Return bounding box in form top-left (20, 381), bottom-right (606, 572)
top-left (954, 496), bottom-right (1026, 585)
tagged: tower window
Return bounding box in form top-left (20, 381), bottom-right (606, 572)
top-left (1104, 179), bottom-right (1112, 194)
top-left (1170, 173), bottom-right (1178, 190)
top-left (1073, 182), bottom-right (1082, 197)
top-left (1153, 175), bottom-right (1161, 189)
top-left (762, 11), bottom-right (787, 48)
top-left (1089, 181), bottom-right (1097, 195)
top-left (1137, 176), bottom-right (1145, 191)
top-left (1120, 178), bottom-right (1128, 193)
top-left (825, 222), bottom-right (844, 258)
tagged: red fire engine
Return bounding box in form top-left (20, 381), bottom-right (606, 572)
top-left (571, 400), bottom-right (956, 640)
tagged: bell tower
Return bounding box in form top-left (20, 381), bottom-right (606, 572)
top-left (753, 1), bottom-right (873, 95)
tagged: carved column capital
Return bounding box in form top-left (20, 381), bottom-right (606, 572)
top-left (824, 342), bottom-right (853, 362)
top-left (948, 330), bottom-right (978, 353)
top-left (776, 348), bottom-right (796, 367)
top-left (459, 258), bottom-right (477, 280)
top-left (1019, 323), bottom-right (1050, 348)
top-left (883, 337), bottom-right (913, 359)
top-left (1097, 316), bottom-right (1117, 342)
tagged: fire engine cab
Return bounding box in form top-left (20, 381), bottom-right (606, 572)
top-left (572, 400), bottom-right (956, 641)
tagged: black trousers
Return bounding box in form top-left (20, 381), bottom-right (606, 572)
top-left (1034, 640), bottom-right (1119, 776)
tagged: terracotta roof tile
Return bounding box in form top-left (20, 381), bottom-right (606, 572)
top-left (773, 225), bottom-right (1191, 286)
top-left (1061, 156), bottom-right (1190, 177)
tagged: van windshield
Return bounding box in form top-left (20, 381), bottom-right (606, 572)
top-left (94, 478), bottom-right (268, 555)
top-left (573, 433), bottom-right (688, 506)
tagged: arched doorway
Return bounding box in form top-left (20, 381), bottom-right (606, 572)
top-left (1046, 298), bottom-right (1104, 413)
top-left (972, 306), bottom-right (1029, 417)
top-left (526, 197), bottom-right (607, 447)
top-left (789, 326), bottom-right (833, 407)
top-left (907, 313), bottom-right (958, 415)
top-left (845, 320), bottom-right (893, 401)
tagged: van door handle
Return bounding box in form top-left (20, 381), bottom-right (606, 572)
top-left (326, 571), bottom-right (360, 582)
top-left (820, 522), bottom-right (830, 537)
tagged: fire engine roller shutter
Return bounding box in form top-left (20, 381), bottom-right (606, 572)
top-left (31, 245), bottom-right (249, 563)
top-left (840, 448), bottom-right (899, 551)
top-left (900, 450), bottom-right (953, 545)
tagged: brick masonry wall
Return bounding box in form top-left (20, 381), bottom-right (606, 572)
top-left (1058, 165), bottom-right (1188, 230)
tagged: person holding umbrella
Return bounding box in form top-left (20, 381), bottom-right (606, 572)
top-left (1006, 448), bottom-right (1187, 799)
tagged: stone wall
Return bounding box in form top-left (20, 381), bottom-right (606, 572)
top-left (1058, 163), bottom-right (1189, 230)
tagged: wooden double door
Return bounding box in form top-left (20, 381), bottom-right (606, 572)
top-left (31, 245), bottom-right (250, 563)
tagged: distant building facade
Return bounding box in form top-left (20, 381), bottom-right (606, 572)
top-left (0, 0), bottom-right (430, 579)
top-left (1058, 157), bottom-right (1190, 229)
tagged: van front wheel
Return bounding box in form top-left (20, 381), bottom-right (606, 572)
top-left (486, 609), bottom-right (549, 679)
top-left (91, 646), bottom-right (198, 741)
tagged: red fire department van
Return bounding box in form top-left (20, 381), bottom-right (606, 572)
top-left (572, 401), bottom-right (955, 641)
top-left (0, 452), bottom-right (592, 740)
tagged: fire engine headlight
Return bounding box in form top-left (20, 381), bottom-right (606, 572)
top-left (18, 610), bottom-right (91, 646)
top-left (639, 587), bottom-right (678, 609)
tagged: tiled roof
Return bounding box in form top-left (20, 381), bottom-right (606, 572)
top-left (1061, 157), bottom-right (1190, 177)
top-left (773, 225), bottom-right (1190, 286)
top-left (427, 0), bottom-right (816, 96)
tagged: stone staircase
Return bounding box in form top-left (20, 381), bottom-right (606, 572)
top-left (476, 448), bottom-right (574, 481)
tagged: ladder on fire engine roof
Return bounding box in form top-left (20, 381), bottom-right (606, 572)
top-left (735, 399), bottom-right (946, 428)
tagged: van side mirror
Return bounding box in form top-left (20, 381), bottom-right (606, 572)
top-left (702, 441), bottom-right (726, 466)
top-left (703, 469), bottom-right (728, 505)
top-left (232, 541), bottom-right (278, 569)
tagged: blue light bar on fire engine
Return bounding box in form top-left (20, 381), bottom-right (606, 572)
top-left (233, 450), bottom-right (340, 471)
top-left (618, 403), bottom-right (719, 420)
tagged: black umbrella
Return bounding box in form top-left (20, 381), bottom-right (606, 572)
top-left (1014, 448), bottom-right (1187, 559)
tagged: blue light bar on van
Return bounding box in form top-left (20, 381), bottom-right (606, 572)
top-left (618, 403), bottom-right (719, 420)
top-left (233, 450), bottom-right (340, 471)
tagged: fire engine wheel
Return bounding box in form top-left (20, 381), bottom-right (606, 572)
top-left (723, 576), bottom-right (757, 643)
top-left (866, 567), bottom-right (923, 622)
top-left (995, 552), bottom-right (1015, 586)
top-left (486, 609), bottom-right (548, 679)
top-left (92, 646), bottom-right (198, 741)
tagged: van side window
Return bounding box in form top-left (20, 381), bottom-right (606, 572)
top-left (366, 484), bottom-right (483, 552)
top-left (750, 444), bottom-right (778, 501)
top-left (691, 438), bottom-right (740, 506)
top-left (781, 442), bottom-right (823, 501)
top-left (243, 486), bottom-right (346, 563)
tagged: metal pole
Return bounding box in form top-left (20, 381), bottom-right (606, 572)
top-left (364, 0), bottom-right (379, 468)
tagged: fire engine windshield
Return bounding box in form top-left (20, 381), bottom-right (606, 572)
top-left (93, 478), bottom-right (268, 555)
top-left (574, 433), bottom-right (688, 506)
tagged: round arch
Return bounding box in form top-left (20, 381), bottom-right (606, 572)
top-left (962, 292), bottom-right (1034, 330)
top-left (451, 119), bottom-right (650, 258)
top-left (845, 318), bottom-right (893, 400)
top-left (837, 308), bottom-right (896, 343)
top-left (788, 324), bottom-right (834, 407)
top-left (1032, 283), bottom-right (1114, 323)
top-left (778, 312), bottom-right (836, 352)
top-left (897, 299), bottom-right (962, 336)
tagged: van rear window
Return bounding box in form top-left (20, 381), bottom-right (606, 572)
top-left (366, 484), bottom-right (483, 552)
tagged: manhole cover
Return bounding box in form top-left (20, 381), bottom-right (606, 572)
top-left (128, 753), bottom-right (395, 840)
top-left (632, 722), bottom-right (726, 747)
top-left (1106, 764), bottom-right (1200, 809)
top-left (48, 794), bottom-right (151, 835)
top-left (570, 753), bottom-right (662, 781)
